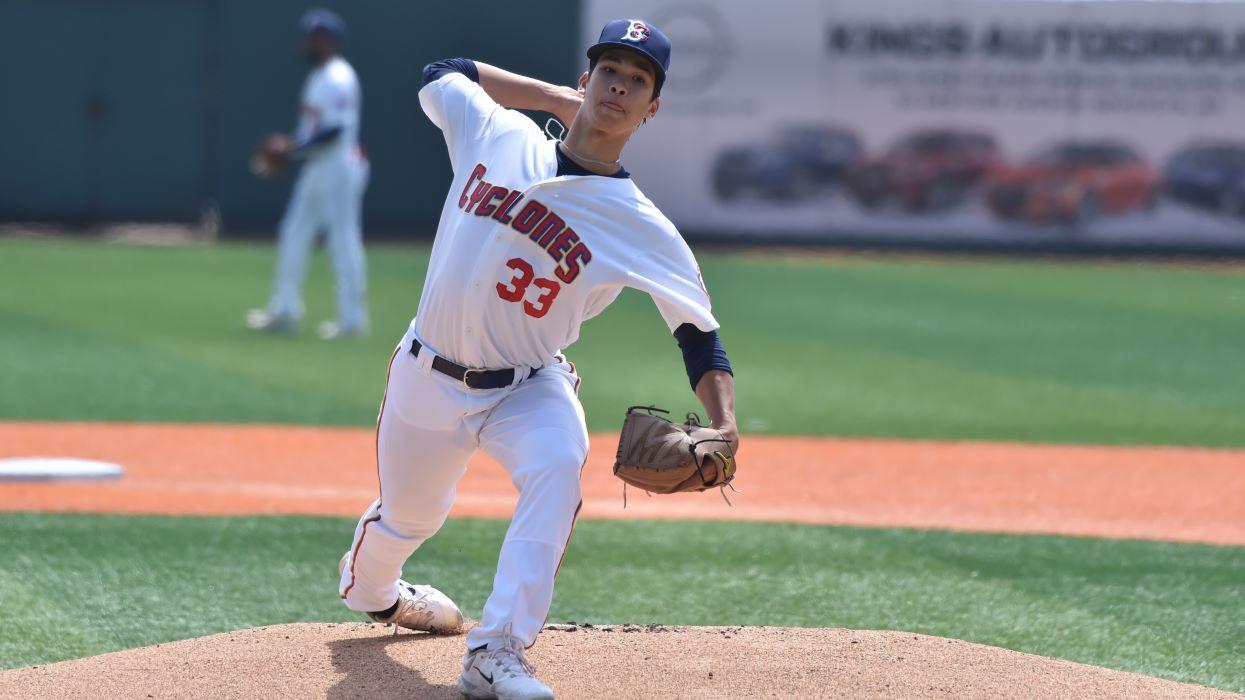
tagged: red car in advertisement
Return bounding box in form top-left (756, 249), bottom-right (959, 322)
top-left (845, 129), bottom-right (1000, 212)
top-left (985, 142), bottom-right (1159, 225)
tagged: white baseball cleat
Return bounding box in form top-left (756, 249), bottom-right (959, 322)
top-left (338, 553), bottom-right (463, 634)
top-left (457, 637), bottom-right (555, 700)
top-left (245, 308), bottom-right (299, 334)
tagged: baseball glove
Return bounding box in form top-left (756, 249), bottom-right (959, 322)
top-left (613, 406), bottom-right (737, 498)
top-left (250, 133), bottom-right (293, 178)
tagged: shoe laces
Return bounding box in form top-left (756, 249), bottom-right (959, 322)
top-left (491, 622), bottom-right (536, 678)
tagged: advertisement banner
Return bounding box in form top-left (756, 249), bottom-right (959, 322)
top-left (583, 0), bottom-right (1245, 249)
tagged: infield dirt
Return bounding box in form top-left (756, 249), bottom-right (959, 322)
top-left (2, 421), bottom-right (1243, 544)
top-left (1, 622), bottom-right (1236, 699)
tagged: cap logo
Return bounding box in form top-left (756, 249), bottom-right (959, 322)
top-left (621, 20), bottom-right (650, 43)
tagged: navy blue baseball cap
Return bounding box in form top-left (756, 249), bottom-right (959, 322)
top-left (587, 19), bottom-right (671, 86)
top-left (300, 8), bottom-right (346, 41)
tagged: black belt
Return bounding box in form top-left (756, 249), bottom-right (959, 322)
top-left (410, 339), bottom-right (537, 390)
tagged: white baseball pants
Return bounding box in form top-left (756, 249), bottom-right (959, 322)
top-left (267, 154), bottom-right (370, 330)
top-left (339, 326), bottom-right (588, 650)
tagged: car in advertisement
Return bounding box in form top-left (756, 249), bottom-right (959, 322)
top-left (1163, 142), bottom-right (1245, 219)
top-left (984, 142), bottom-right (1159, 225)
top-left (711, 125), bottom-right (862, 202)
top-left (843, 129), bottom-right (1000, 212)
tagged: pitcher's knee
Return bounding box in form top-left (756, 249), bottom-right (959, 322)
top-left (524, 449), bottom-right (586, 509)
top-left (375, 509), bottom-right (449, 541)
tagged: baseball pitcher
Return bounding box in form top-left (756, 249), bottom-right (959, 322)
top-left (337, 19), bottom-right (739, 699)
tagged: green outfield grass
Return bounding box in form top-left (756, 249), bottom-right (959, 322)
top-left (0, 513), bottom-right (1241, 691)
top-left (1, 238), bottom-right (1243, 444)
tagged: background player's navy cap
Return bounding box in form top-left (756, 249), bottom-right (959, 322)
top-left (587, 19), bottom-right (671, 87)
top-left (300, 8), bottom-right (346, 41)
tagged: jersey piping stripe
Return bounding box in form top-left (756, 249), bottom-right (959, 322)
top-left (341, 342), bottom-right (402, 601)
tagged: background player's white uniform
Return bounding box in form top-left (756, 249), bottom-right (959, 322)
top-left (265, 56), bottom-right (369, 332)
top-left (338, 71), bottom-right (717, 651)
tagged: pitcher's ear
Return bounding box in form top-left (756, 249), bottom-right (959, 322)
top-left (577, 71), bottom-right (589, 92)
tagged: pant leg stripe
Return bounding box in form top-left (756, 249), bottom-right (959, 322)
top-left (342, 342), bottom-right (401, 600)
top-left (341, 512), bottom-right (381, 599)
top-left (531, 456), bottom-right (588, 647)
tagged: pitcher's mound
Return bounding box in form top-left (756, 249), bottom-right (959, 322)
top-left (1, 622), bottom-right (1233, 699)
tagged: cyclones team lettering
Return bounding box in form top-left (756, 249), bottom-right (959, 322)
top-left (458, 163), bottom-right (593, 284)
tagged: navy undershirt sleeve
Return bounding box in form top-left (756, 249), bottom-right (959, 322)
top-left (673, 323), bottom-right (733, 390)
top-left (422, 58), bottom-right (479, 86)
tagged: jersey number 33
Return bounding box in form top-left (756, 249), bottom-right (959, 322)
top-left (495, 258), bottom-right (562, 319)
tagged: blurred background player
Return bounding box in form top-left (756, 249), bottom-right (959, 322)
top-left (246, 8), bottom-right (370, 340)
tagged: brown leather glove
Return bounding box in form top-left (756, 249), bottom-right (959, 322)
top-left (250, 133), bottom-right (293, 178)
top-left (613, 406), bottom-right (737, 495)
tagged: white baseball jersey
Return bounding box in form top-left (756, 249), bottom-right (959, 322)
top-left (415, 72), bottom-right (717, 370)
top-left (296, 56), bottom-right (362, 164)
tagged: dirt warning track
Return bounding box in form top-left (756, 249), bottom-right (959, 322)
top-left (1, 421), bottom-right (1242, 545)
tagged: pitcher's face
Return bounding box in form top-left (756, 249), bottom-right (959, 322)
top-left (577, 49), bottom-right (660, 135)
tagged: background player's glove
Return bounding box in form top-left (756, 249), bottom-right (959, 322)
top-left (250, 133), bottom-right (293, 178)
top-left (613, 406), bottom-right (737, 496)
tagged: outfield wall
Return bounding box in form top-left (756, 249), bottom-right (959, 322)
top-left (6, 1), bottom-right (1245, 252)
top-left (585, 0), bottom-right (1245, 251)
top-left (0, 0), bottom-right (580, 231)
